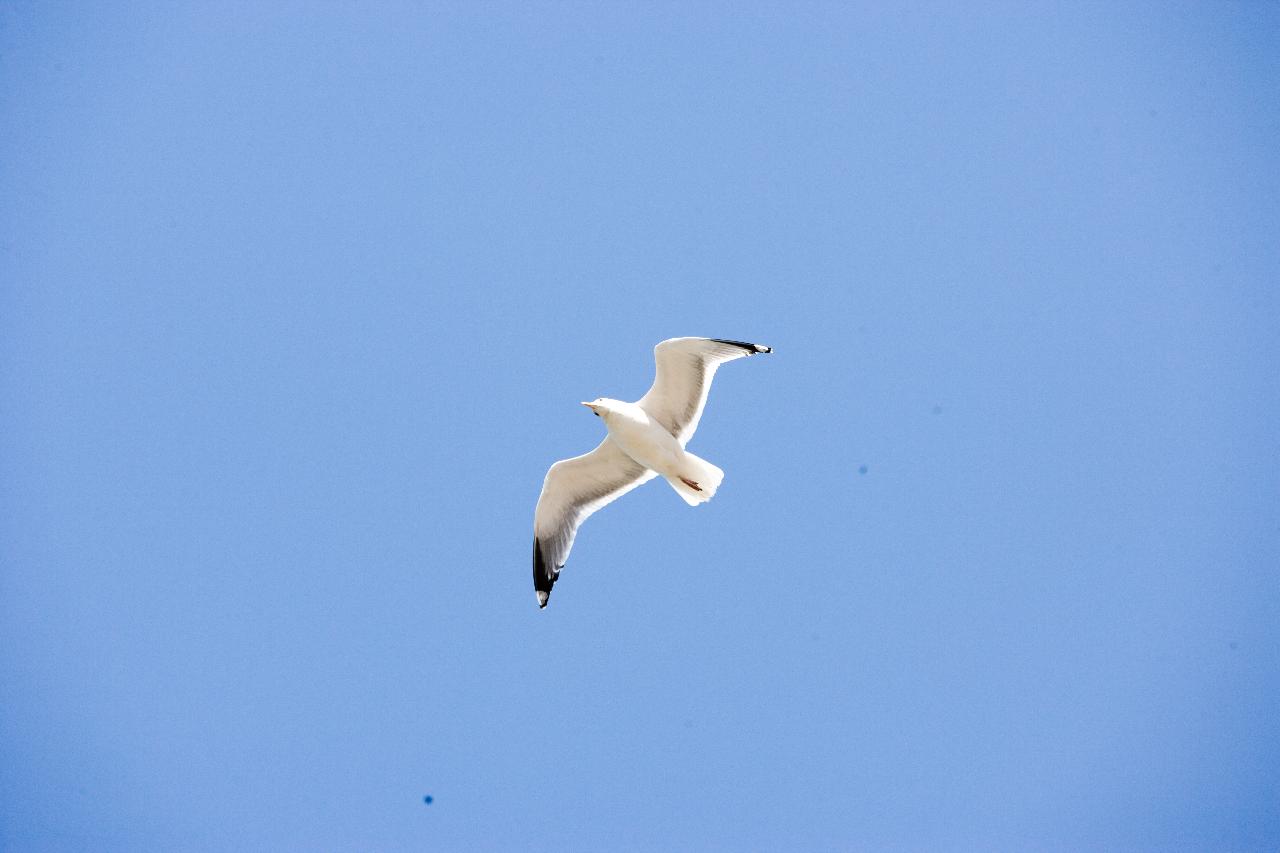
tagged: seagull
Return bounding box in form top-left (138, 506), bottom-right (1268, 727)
top-left (532, 337), bottom-right (773, 608)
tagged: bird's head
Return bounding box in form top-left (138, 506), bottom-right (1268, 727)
top-left (580, 398), bottom-right (612, 417)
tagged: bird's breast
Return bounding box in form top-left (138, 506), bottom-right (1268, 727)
top-left (604, 412), bottom-right (680, 474)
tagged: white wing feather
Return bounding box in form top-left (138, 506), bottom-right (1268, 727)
top-left (636, 337), bottom-right (772, 446)
top-left (532, 437), bottom-right (657, 606)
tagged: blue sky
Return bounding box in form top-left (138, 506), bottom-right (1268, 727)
top-left (2, 2), bottom-right (1277, 850)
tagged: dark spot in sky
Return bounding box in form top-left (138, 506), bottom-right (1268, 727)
top-left (1229, 642), bottom-right (1239, 651)
top-left (858, 465), bottom-right (868, 475)
top-left (423, 795), bottom-right (434, 804)
top-left (932, 405), bottom-right (943, 415)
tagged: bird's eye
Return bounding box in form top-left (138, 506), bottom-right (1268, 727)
top-left (594, 412), bottom-right (600, 417)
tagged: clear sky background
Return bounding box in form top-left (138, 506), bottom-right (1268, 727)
top-left (2, 2), bottom-right (1277, 850)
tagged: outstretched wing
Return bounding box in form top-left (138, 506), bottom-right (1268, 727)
top-left (533, 437), bottom-right (657, 608)
top-left (637, 337), bottom-right (772, 446)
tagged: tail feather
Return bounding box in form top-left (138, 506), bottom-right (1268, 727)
top-left (666, 452), bottom-right (724, 506)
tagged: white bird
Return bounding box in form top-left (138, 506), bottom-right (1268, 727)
top-left (532, 337), bottom-right (773, 608)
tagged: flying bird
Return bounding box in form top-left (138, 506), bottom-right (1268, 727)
top-left (532, 337), bottom-right (773, 608)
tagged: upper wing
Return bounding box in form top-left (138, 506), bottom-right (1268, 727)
top-left (636, 337), bottom-right (773, 446)
top-left (533, 437), bottom-right (657, 608)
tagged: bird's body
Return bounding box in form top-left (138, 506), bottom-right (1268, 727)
top-left (532, 337), bottom-right (772, 607)
top-left (589, 398), bottom-right (725, 506)
top-left (592, 399), bottom-right (681, 477)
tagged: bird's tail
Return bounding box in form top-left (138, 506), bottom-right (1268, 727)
top-left (665, 452), bottom-right (724, 506)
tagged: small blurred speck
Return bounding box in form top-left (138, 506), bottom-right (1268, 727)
top-left (858, 465), bottom-right (868, 475)
top-left (423, 795), bottom-right (434, 804)
top-left (932, 405), bottom-right (942, 415)
top-left (1229, 642), bottom-right (1239, 650)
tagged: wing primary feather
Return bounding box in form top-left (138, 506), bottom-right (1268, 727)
top-left (710, 338), bottom-right (772, 354)
top-left (533, 537), bottom-right (554, 608)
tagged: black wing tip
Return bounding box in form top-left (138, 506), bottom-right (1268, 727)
top-left (711, 338), bottom-right (772, 355)
top-left (533, 537), bottom-right (557, 609)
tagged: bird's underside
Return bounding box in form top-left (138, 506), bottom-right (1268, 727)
top-left (532, 337), bottom-right (771, 608)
